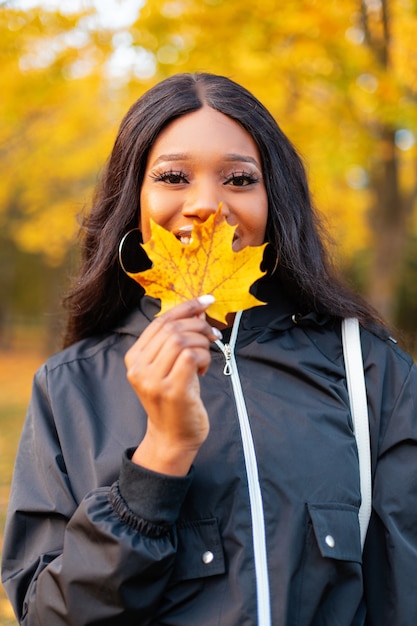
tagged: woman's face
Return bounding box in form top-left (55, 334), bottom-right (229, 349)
top-left (140, 105), bottom-right (268, 251)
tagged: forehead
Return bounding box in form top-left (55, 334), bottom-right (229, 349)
top-left (148, 105), bottom-right (261, 162)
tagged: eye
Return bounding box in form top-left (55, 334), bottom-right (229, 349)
top-left (223, 170), bottom-right (260, 187)
top-left (150, 169), bottom-right (189, 184)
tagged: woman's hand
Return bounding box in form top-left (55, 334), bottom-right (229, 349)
top-left (125, 295), bottom-right (221, 476)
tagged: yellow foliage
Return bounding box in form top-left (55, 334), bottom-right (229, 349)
top-left (1, 0), bottom-right (417, 272)
top-left (128, 205), bottom-right (266, 323)
top-left (133, 0), bottom-right (417, 264)
top-left (0, 7), bottom-right (122, 264)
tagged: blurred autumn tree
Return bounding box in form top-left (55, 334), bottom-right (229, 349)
top-left (1, 0), bottom-right (416, 349)
top-left (0, 4), bottom-right (126, 348)
top-left (1, 8), bottom-right (109, 260)
top-left (133, 0), bottom-right (417, 340)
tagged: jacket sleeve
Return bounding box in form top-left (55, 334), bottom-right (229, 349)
top-left (1, 364), bottom-right (193, 626)
top-left (363, 354), bottom-right (417, 625)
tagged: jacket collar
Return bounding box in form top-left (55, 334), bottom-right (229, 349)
top-left (114, 297), bottom-right (160, 338)
top-left (241, 279), bottom-right (332, 343)
top-left (114, 278), bottom-right (332, 342)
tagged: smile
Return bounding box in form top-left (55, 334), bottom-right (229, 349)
top-left (175, 225), bottom-right (193, 245)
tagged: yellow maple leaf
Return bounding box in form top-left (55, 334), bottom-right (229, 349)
top-left (127, 205), bottom-right (267, 324)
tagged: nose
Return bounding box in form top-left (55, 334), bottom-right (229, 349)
top-left (181, 181), bottom-right (228, 222)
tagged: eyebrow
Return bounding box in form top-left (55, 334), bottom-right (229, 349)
top-left (151, 153), bottom-right (261, 167)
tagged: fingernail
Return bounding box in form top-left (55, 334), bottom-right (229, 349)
top-left (212, 327), bottom-right (223, 340)
top-left (198, 294), bottom-right (215, 306)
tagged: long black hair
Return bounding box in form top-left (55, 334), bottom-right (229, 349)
top-left (63, 72), bottom-right (384, 347)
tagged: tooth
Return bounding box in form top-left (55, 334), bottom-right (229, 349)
top-left (176, 225), bottom-right (193, 245)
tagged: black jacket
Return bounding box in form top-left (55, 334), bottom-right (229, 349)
top-left (2, 295), bottom-right (417, 625)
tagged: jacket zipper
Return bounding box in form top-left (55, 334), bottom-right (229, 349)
top-left (215, 311), bottom-right (271, 626)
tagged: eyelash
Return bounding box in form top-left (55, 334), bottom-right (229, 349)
top-left (150, 169), bottom-right (260, 186)
top-left (150, 169), bottom-right (189, 184)
top-left (223, 170), bottom-right (260, 187)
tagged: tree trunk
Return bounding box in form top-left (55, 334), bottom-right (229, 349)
top-left (361, 0), bottom-right (409, 323)
top-left (367, 126), bottom-right (406, 322)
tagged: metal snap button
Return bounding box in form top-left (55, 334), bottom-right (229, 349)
top-left (325, 535), bottom-right (335, 548)
top-left (201, 550), bottom-right (214, 564)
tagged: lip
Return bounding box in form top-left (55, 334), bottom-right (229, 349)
top-left (232, 229), bottom-right (240, 250)
top-left (175, 224), bottom-right (194, 245)
top-left (174, 224), bottom-right (241, 248)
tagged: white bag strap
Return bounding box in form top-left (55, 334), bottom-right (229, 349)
top-left (342, 318), bottom-right (372, 550)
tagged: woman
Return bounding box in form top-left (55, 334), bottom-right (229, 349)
top-left (2, 73), bottom-right (417, 625)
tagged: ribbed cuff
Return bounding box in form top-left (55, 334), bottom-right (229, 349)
top-left (118, 448), bottom-right (194, 525)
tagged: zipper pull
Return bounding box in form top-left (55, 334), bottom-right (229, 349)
top-left (223, 344), bottom-right (232, 376)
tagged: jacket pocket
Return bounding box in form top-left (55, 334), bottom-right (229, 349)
top-left (307, 502), bottom-right (362, 563)
top-left (171, 517), bottom-right (226, 582)
top-left (296, 503), bottom-right (363, 625)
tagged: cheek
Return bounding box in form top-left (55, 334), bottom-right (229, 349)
top-left (139, 187), bottom-right (155, 241)
top-left (139, 187), bottom-right (164, 236)
top-left (139, 187), bottom-right (181, 241)
top-left (247, 198), bottom-right (268, 243)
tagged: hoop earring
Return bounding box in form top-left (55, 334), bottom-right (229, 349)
top-left (269, 253), bottom-right (279, 276)
top-left (262, 243), bottom-right (279, 277)
top-left (118, 228), bottom-right (151, 275)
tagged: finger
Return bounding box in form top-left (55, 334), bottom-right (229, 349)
top-left (149, 330), bottom-right (211, 378)
top-left (161, 294), bottom-right (215, 319)
top-left (138, 294), bottom-right (216, 345)
top-left (126, 309), bottom-right (221, 374)
top-left (128, 343), bottom-right (211, 412)
top-left (168, 345), bottom-right (212, 383)
top-left (126, 315), bottom-right (220, 370)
